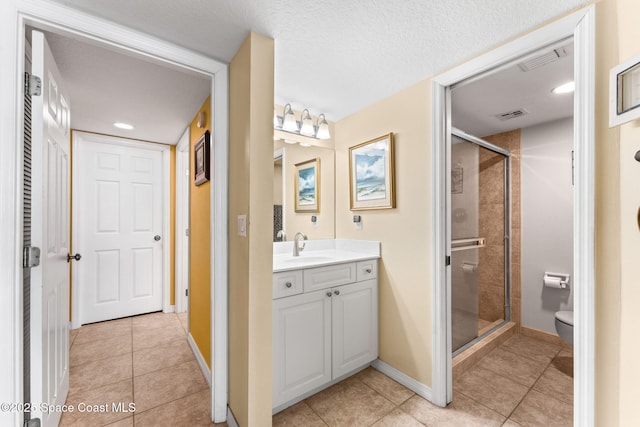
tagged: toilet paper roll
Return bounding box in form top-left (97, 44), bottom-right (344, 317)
top-left (462, 263), bottom-right (477, 273)
top-left (543, 276), bottom-right (565, 288)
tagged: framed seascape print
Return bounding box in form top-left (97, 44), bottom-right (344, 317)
top-left (294, 158), bottom-right (320, 213)
top-left (349, 133), bottom-right (395, 210)
top-left (194, 130), bottom-right (210, 186)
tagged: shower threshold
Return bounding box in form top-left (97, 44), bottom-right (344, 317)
top-left (452, 321), bottom-right (516, 380)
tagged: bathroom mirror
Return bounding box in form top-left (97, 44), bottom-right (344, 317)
top-left (273, 137), bottom-right (335, 242)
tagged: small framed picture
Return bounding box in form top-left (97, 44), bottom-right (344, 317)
top-left (294, 158), bottom-right (320, 213)
top-left (194, 130), bottom-right (210, 186)
top-left (349, 133), bottom-right (395, 210)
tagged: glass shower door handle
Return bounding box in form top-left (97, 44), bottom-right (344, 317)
top-left (451, 237), bottom-right (486, 252)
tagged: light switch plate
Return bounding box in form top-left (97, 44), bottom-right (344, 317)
top-left (237, 215), bottom-right (247, 237)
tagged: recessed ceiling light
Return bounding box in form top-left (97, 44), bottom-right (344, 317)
top-left (552, 81), bottom-right (575, 94)
top-left (113, 122), bottom-right (134, 130)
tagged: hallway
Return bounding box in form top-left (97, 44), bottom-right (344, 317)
top-left (62, 312), bottom-right (226, 426)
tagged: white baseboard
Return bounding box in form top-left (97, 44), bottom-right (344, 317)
top-left (371, 359), bottom-right (433, 402)
top-left (226, 407), bottom-right (239, 427)
top-left (164, 305), bottom-right (175, 313)
top-left (188, 333), bottom-right (212, 388)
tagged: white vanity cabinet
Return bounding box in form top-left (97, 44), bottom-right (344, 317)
top-left (272, 260), bottom-right (378, 410)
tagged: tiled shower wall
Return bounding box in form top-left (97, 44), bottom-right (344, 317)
top-left (479, 129), bottom-right (521, 330)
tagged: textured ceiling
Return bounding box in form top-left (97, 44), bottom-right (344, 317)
top-left (47, 0), bottom-right (589, 122)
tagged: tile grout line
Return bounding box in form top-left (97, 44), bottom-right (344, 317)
top-left (454, 337), bottom-right (569, 424)
top-left (500, 345), bottom-right (564, 422)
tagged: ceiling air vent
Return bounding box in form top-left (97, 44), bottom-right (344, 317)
top-left (495, 108), bottom-right (529, 121)
top-left (518, 47), bottom-right (568, 72)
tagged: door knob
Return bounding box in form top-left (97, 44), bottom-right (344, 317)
top-left (154, 235), bottom-right (161, 241)
top-left (67, 253), bottom-right (82, 262)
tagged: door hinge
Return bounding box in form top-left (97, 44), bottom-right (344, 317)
top-left (571, 150), bottom-right (575, 186)
top-left (24, 417), bottom-right (41, 427)
top-left (25, 73), bottom-right (42, 96)
top-left (23, 246), bottom-right (41, 268)
top-left (445, 255), bottom-right (451, 266)
top-left (185, 228), bottom-right (190, 237)
top-left (185, 289), bottom-right (189, 297)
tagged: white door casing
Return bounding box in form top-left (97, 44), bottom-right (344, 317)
top-left (74, 132), bottom-right (166, 325)
top-left (29, 30), bottom-right (70, 427)
top-left (431, 6), bottom-right (595, 426)
top-left (175, 128), bottom-right (190, 314)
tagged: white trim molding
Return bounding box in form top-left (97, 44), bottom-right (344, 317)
top-left (188, 333), bottom-right (212, 388)
top-left (431, 6), bottom-right (595, 426)
top-left (1, 0), bottom-right (230, 424)
top-left (371, 360), bottom-right (433, 402)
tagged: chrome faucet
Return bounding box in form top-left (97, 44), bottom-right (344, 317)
top-left (293, 232), bottom-right (307, 256)
top-left (276, 230), bottom-right (286, 242)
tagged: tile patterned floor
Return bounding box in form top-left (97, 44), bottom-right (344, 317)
top-left (274, 334), bottom-right (573, 427)
top-left (65, 313), bottom-right (572, 426)
top-left (62, 311), bottom-right (226, 426)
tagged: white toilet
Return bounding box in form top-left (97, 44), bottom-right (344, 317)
top-left (555, 310), bottom-right (573, 346)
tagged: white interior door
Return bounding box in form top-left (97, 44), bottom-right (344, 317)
top-left (30, 30), bottom-right (71, 427)
top-left (76, 133), bottom-right (164, 324)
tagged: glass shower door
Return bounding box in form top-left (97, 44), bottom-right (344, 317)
top-left (451, 130), bottom-right (510, 353)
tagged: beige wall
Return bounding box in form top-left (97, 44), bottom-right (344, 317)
top-left (594, 1), bottom-right (622, 425)
top-left (283, 144), bottom-right (335, 239)
top-left (228, 32), bottom-right (274, 426)
top-left (614, 0), bottom-right (640, 424)
top-left (335, 80), bottom-right (432, 385)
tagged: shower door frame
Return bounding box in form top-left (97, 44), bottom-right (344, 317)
top-left (430, 6), bottom-right (595, 427)
top-left (450, 128), bottom-right (511, 356)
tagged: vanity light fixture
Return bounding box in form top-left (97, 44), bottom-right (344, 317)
top-left (315, 114), bottom-right (331, 140)
top-left (282, 104), bottom-right (299, 132)
top-left (274, 104), bottom-right (331, 140)
top-left (299, 109), bottom-right (315, 136)
top-left (552, 81), bottom-right (575, 94)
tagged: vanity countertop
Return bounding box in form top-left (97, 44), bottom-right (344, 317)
top-left (273, 239), bottom-right (380, 273)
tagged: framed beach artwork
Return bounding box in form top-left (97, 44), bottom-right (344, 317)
top-left (194, 130), bottom-right (210, 186)
top-left (349, 133), bottom-right (395, 210)
top-left (294, 158), bottom-right (320, 212)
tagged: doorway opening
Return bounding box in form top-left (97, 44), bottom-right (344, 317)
top-left (431, 6), bottom-right (595, 425)
top-left (5, 2), bottom-right (230, 424)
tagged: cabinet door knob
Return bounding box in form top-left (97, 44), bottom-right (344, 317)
top-left (285, 282), bottom-right (292, 288)
top-left (334, 290), bottom-right (340, 296)
top-left (365, 268), bottom-right (372, 273)
top-left (326, 292), bottom-right (332, 297)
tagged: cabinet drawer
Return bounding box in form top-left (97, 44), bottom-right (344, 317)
top-left (356, 260), bottom-right (378, 281)
top-left (303, 262), bottom-right (356, 293)
top-left (273, 270), bottom-right (303, 299)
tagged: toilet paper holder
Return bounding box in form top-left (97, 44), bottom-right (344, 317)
top-left (543, 272), bottom-right (571, 289)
